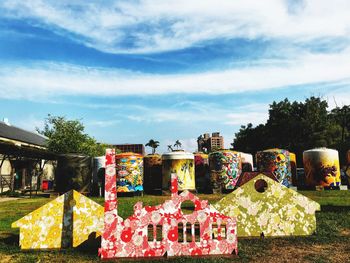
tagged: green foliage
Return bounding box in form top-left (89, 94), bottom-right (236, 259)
top-left (232, 97), bottom-right (350, 165)
top-left (145, 139), bottom-right (160, 154)
top-left (37, 115), bottom-right (107, 157)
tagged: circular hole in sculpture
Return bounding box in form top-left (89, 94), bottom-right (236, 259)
top-left (254, 179), bottom-right (268, 193)
top-left (180, 200), bottom-right (195, 214)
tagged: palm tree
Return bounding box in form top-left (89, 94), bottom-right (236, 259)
top-left (174, 140), bottom-right (182, 150)
top-left (167, 145), bottom-right (173, 152)
top-left (145, 139), bottom-right (160, 154)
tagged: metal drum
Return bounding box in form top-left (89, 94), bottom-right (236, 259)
top-left (115, 152), bottom-right (143, 193)
top-left (162, 151), bottom-right (195, 192)
top-left (303, 148), bottom-right (341, 188)
top-left (143, 154), bottom-right (162, 194)
top-left (240, 152), bottom-right (253, 173)
top-left (209, 150), bottom-right (242, 193)
top-left (194, 152), bottom-right (210, 193)
top-left (289, 152), bottom-right (297, 187)
top-left (256, 148), bottom-right (292, 187)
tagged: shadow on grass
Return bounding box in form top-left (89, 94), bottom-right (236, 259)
top-left (320, 205), bottom-right (350, 212)
top-left (0, 232), bottom-right (19, 246)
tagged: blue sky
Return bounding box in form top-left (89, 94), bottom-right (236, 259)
top-left (1, 0), bottom-right (350, 153)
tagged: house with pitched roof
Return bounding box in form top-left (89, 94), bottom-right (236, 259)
top-left (214, 173), bottom-right (320, 237)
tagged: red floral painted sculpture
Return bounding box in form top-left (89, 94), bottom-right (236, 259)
top-left (99, 149), bottom-right (238, 259)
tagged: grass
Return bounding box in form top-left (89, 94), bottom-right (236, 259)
top-left (0, 191), bottom-right (350, 262)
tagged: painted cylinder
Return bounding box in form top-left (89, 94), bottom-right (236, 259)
top-left (194, 152), bottom-right (210, 193)
top-left (347, 150), bottom-right (350, 164)
top-left (162, 151), bottom-right (195, 191)
top-left (115, 152), bottom-right (143, 192)
top-left (209, 150), bottom-right (242, 193)
top-left (143, 154), bottom-right (162, 194)
top-left (240, 152), bottom-right (253, 173)
top-left (303, 148), bottom-right (341, 188)
top-left (289, 152), bottom-right (297, 186)
top-left (256, 148), bottom-right (292, 187)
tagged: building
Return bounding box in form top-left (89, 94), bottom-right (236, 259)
top-left (113, 143), bottom-right (145, 155)
top-left (197, 132), bottom-right (224, 152)
top-left (0, 119), bottom-right (56, 193)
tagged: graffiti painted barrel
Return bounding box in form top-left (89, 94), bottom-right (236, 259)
top-left (194, 152), bottom-right (210, 193)
top-left (289, 152), bottom-right (297, 186)
top-left (240, 152), bottom-right (253, 173)
top-left (303, 148), bottom-right (341, 188)
top-left (115, 152), bottom-right (143, 193)
top-left (143, 154), bottom-right (162, 194)
top-left (209, 150), bottom-right (242, 193)
top-left (162, 151), bottom-right (195, 191)
top-left (256, 149), bottom-right (292, 187)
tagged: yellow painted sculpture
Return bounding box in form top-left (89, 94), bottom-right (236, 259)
top-left (12, 190), bottom-right (104, 249)
top-left (214, 173), bottom-right (320, 237)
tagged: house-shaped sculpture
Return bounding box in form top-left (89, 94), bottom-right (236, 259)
top-left (12, 190), bottom-right (105, 249)
top-left (214, 173), bottom-right (320, 237)
top-left (99, 149), bottom-right (238, 259)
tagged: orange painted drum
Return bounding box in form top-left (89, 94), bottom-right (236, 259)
top-left (303, 148), bottom-right (341, 188)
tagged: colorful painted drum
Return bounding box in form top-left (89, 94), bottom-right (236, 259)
top-left (115, 152), bottom-right (143, 192)
top-left (143, 154), bottom-right (162, 194)
top-left (256, 149), bottom-right (292, 187)
top-left (162, 151), bottom-right (195, 191)
top-left (240, 152), bottom-right (253, 173)
top-left (289, 152), bottom-right (297, 186)
top-left (209, 150), bottom-right (242, 193)
top-left (194, 152), bottom-right (210, 193)
top-left (303, 148), bottom-right (341, 188)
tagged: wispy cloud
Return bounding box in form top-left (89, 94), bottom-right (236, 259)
top-left (1, 0), bottom-right (350, 53)
top-left (1, 47), bottom-right (350, 99)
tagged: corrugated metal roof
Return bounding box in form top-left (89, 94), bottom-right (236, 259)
top-left (0, 121), bottom-right (47, 147)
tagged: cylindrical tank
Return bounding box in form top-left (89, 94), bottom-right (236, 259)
top-left (240, 152), bottom-right (253, 173)
top-left (143, 154), bottom-right (162, 194)
top-left (115, 152), bottom-right (143, 192)
top-left (303, 148), bottom-right (341, 188)
top-left (209, 150), bottom-right (242, 193)
top-left (162, 151), bottom-right (195, 191)
top-left (289, 152), bottom-right (297, 186)
top-left (256, 148), bottom-right (292, 187)
top-left (92, 156), bottom-right (105, 196)
top-left (347, 150), bottom-right (350, 164)
top-left (194, 152), bottom-right (210, 193)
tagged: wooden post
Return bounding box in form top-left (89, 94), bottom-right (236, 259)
top-left (22, 168), bottom-right (26, 190)
top-left (10, 167), bottom-right (15, 192)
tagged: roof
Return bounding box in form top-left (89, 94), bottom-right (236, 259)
top-left (0, 121), bottom-right (47, 147)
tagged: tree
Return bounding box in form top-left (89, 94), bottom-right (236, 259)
top-left (145, 139), bottom-right (160, 154)
top-left (174, 140), bottom-right (182, 150)
top-left (37, 115), bottom-right (106, 157)
top-left (167, 145), bottom-right (173, 152)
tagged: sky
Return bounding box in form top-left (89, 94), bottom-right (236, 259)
top-left (0, 0), bottom-right (350, 153)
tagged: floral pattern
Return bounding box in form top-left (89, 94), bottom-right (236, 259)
top-left (12, 190), bottom-right (104, 249)
top-left (100, 149), bottom-right (238, 259)
top-left (209, 150), bottom-right (242, 192)
top-left (256, 149), bottom-right (292, 187)
top-left (214, 174), bottom-right (320, 237)
top-left (116, 152), bottom-right (143, 192)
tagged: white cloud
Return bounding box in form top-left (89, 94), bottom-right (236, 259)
top-left (1, 48), bottom-right (350, 99)
top-left (1, 0), bottom-right (350, 53)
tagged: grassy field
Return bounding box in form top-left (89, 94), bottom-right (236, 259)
top-left (0, 191), bottom-right (350, 263)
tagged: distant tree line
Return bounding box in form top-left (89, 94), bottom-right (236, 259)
top-left (232, 97), bottom-right (350, 166)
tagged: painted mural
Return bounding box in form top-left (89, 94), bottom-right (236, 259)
top-left (209, 150), bottom-right (242, 193)
top-left (12, 190), bottom-right (104, 249)
top-left (303, 148), bottom-right (341, 188)
top-left (194, 152), bottom-right (210, 193)
top-left (290, 152), bottom-right (297, 186)
top-left (256, 149), bottom-right (292, 187)
top-left (143, 154), bottom-right (162, 194)
top-left (100, 149), bottom-right (238, 259)
top-left (162, 152), bottom-right (195, 191)
top-left (214, 173), bottom-right (320, 237)
top-left (115, 152), bottom-right (143, 192)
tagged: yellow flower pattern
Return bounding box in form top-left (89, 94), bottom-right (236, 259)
top-left (12, 190), bottom-right (104, 249)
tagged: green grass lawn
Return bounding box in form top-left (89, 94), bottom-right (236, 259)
top-left (0, 191), bottom-right (350, 263)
